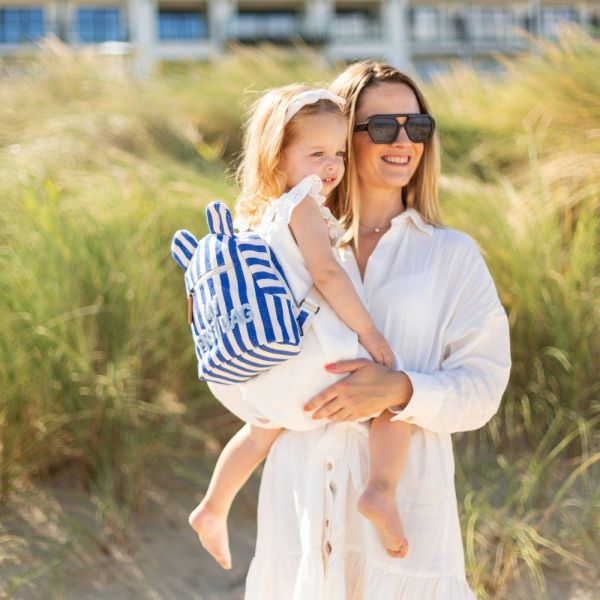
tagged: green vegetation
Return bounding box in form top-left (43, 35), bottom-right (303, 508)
top-left (1, 28), bottom-right (598, 598)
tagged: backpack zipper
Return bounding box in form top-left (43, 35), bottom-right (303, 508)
top-left (187, 263), bottom-right (234, 325)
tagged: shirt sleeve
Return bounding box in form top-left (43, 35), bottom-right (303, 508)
top-left (389, 239), bottom-right (511, 434)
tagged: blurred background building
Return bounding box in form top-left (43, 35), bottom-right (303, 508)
top-left (1, 0), bottom-right (599, 77)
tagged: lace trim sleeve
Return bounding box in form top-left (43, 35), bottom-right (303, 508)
top-left (270, 175), bottom-right (345, 244)
top-left (271, 175), bottom-right (324, 223)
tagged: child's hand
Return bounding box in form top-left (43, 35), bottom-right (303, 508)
top-left (359, 328), bottom-right (395, 369)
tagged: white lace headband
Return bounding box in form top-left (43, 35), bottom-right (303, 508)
top-left (285, 89), bottom-right (346, 124)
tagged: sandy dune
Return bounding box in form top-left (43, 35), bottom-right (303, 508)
top-left (1, 463), bottom-right (258, 600)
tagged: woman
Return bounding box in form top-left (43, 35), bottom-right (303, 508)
top-left (236, 60), bottom-right (510, 598)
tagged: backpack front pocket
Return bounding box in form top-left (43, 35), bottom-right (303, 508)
top-left (188, 263), bottom-right (234, 325)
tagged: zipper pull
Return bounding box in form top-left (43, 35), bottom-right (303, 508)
top-left (187, 293), bottom-right (193, 325)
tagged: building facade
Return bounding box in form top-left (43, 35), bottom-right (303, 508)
top-left (0, 0), bottom-right (599, 76)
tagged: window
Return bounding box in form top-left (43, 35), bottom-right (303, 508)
top-left (470, 7), bottom-right (513, 40)
top-left (159, 10), bottom-right (207, 40)
top-left (77, 7), bottom-right (123, 43)
top-left (541, 7), bottom-right (578, 37)
top-left (410, 7), bottom-right (440, 41)
top-left (0, 7), bottom-right (44, 43)
top-left (333, 10), bottom-right (380, 39)
top-left (232, 11), bottom-right (299, 40)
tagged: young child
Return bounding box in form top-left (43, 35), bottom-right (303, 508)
top-left (188, 85), bottom-right (413, 569)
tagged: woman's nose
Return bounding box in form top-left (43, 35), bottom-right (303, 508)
top-left (393, 124), bottom-right (411, 144)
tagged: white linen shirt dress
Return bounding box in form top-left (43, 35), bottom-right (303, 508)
top-left (209, 188), bottom-right (512, 599)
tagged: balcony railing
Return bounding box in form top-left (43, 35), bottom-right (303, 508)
top-left (227, 13), bottom-right (304, 42)
top-left (409, 6), bottom-right (584, 48)
top-left (331, 13), bottom-right (381, 41)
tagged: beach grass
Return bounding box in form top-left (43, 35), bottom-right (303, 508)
top-left (1, 27), bottom-right (598, 598)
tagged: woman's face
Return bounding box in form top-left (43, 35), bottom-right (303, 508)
top-left (353, 82), bottom-right (425, 194)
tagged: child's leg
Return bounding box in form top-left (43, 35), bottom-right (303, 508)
top-left (357, 411), bottom-right (413, 558)
top-left (188, 423), bottom-right (281, 569)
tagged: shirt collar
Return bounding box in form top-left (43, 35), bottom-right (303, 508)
top-left (390, 208), bottom-right (434, 236)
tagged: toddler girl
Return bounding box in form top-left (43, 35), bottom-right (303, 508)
top-left (188, 85), bottom-right (413, 569)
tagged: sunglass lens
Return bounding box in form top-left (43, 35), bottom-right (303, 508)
top-left (405, 116), bottom-right (433, 142)
top-left (368, 117), bottom-right (399, 143)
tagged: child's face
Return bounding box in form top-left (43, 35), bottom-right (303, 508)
top-left (279, 113), bottom-right (347, 196)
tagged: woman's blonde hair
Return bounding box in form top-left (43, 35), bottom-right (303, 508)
top-left (235, 84), bottom-right (347, 230)
top-left (328, 60), bottom-right (442, 239)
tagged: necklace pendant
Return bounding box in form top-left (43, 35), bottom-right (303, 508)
top-left (374, 227), bottom-right (381, 233)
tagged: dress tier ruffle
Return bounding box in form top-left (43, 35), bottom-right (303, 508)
top-left (246, 548), bottom-right (476, 600)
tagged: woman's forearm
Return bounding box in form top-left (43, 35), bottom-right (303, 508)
top-left (387, 370), bottom-right (414, 411)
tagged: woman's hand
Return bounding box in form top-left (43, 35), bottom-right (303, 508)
top-left (303, 359), bottom-right (413, 422)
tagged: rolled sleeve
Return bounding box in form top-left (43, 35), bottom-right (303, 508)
top-left (389, 370), bottom-right (446, 427)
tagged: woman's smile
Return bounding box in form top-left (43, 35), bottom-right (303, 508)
top-left (381, 154), bottom-right (412, 166)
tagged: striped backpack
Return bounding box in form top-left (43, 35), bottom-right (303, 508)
top-left (171, 201), bottom-right (319, 384)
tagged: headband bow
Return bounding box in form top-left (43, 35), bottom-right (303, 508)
top-left (285, 89), bottom-right (346, 124)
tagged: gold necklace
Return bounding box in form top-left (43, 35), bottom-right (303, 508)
top-left (358, 222), bottom-right (391, 234)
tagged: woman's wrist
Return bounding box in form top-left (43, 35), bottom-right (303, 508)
top-left (386, 370), bottom-right (413, 411)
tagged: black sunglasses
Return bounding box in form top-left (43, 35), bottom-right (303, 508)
top-left (353, 113), bottom-right (435, 144)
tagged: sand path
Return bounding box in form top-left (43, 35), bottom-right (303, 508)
top-left (2, 462), bottom-right (257, 600)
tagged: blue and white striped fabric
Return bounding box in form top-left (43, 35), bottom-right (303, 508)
top-left (171, 201), bottom-right (318, 384)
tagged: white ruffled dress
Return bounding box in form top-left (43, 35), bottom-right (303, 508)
top-left (208, 177), bottom-right (511, 599)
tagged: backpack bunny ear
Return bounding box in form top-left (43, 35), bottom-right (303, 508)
top-left (171, 229), bottom-right (198, 270)
top-left (206, 201), bottom-right (235, 237)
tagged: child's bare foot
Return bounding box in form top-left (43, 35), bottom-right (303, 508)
top-left (358, 485), bottom-right (408, 558)
top-left (188, 501), bottom-right (232, 569)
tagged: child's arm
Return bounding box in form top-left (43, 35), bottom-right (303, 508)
top-left (289, 195), bottom-right (394, 368)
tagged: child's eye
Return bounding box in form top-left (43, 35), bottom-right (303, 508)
top-left (311, 152), bottom-right (324, 157)
top-left (336, 151), bottom-right (347, 158)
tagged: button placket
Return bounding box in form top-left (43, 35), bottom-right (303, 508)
top-left (322, 457), bottom-right (336, 574)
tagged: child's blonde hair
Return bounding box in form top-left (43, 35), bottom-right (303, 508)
top-left (235, 84), bottom-right (347, 230)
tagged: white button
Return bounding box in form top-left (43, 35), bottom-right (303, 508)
top-left (326, 462), bottom-right (333, 471)
top-left (325, 519), bottom-right (330, 528)
top-left (325, 541), bottom-right (332, 555)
